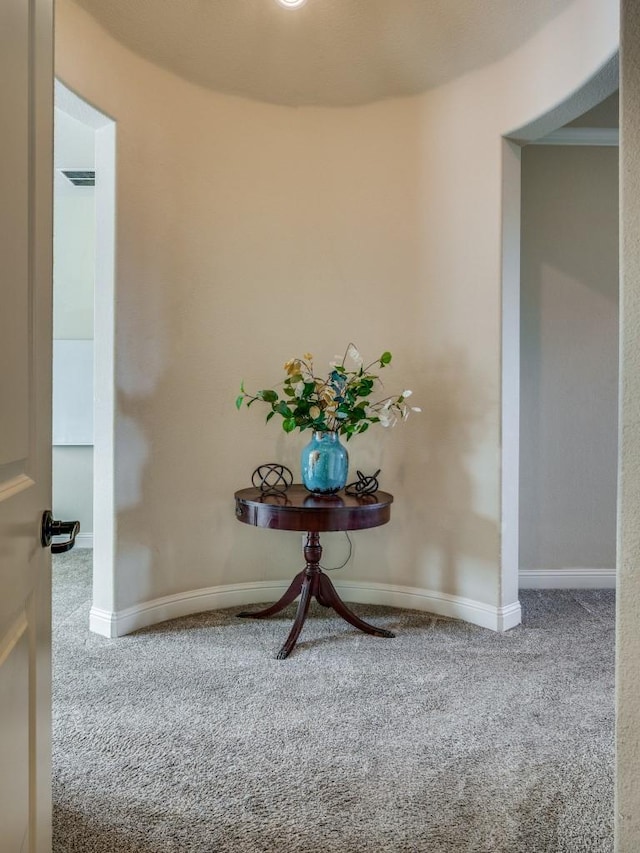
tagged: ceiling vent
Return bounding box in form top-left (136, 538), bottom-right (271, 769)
top-left (60, 169), bottom-right (95, 187)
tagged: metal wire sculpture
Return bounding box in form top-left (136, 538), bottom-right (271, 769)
top-left (252, 463), bottom-right (293, 495)
top-left (345, 469), bottom-right (381, 496)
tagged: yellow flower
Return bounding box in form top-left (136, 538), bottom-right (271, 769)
top-left (283, 358), bottom-right (302, 375)
top-left (303, 352), bottom-right (313, 361)
top-left (309, 405), bottom-right (321, 419)
top-left (319, 385), bottom-right (335, 405)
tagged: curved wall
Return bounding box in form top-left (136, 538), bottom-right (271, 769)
top-left (54, 0), bottom-right (618, 636)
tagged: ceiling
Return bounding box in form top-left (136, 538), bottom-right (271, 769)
top-left (69, 0), bottom-right (576, 107)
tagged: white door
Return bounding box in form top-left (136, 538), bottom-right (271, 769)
top-left (0, 0), bottom-right (54, 851)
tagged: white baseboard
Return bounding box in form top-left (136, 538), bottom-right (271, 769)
top-left (53, 532), bottom-right (93, 549)
top-left (519, 567), bottom-right (616, 589)
top-left (332, 581), bottom-right (522, 632)
top-left (89, 580), bottom-right (522, 639)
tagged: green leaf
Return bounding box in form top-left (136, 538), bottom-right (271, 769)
top-left (266, 411), bottom-right (275, 423)
top-left (276, 401), bottom-right (291, 417)
top-left (240, 379), bottom-right (245, 393)
top-left (283, 417), bottom-right (297, 433)
top-left (380, 351), bottom-right (392, 365)
top-left (235, 395), bottom-right (244, 410)
top-left (259, 389), bottom-right (278, 403)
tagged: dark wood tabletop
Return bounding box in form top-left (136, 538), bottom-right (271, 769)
top-left (234, 484), bottom-right (393, 532)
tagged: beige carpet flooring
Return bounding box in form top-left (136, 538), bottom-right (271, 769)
top-left (52, 551), bottom-right (614, 852)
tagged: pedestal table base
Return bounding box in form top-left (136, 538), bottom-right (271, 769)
top-left (237, 531), bottom-right (395, 659)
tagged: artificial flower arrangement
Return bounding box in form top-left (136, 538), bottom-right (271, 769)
top-left (236, 343), bottom-right (420, 440)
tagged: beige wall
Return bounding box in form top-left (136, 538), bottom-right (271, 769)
top-left (55, 0), bottom-right (618, 623)
top-left (616, 1), bottom-right (640, 848)
top-left (520, 145), bottom-right (619, 573)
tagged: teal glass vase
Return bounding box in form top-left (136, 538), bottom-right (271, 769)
top-left (301, 431), bottom-right (349, 494)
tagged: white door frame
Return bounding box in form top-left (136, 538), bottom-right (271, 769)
top-left (54, 81), bottom-right (116, 626)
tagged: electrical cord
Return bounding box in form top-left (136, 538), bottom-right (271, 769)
top-left (320, 531), bottom-right (352, 572)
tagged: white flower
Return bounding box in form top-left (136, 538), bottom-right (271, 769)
top-left (401, 389), bottom-right (412, 398)
top-left (402, 404), bottom-right (421, 420)
top-left (346, 343), bottom-right (363, 368)
top-left (379, 413), bottom-right (398, 428)
top-left (294, 381), bottom-right (305, 398)
top-left (378, 402), bottom-right (398, 428)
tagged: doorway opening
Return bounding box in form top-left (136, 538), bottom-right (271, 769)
top-left (53, 81), bottom-right (116, 629)
top-left (518, 98), bottom-right (619, 590)
top-left (500, 55), bottom-right (619, 609)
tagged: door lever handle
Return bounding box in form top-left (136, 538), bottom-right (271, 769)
top-left (41, 510), bottom-right (81, 553)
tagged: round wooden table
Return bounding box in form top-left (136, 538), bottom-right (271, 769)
top-left (234, 485), bottom-right (395, 659)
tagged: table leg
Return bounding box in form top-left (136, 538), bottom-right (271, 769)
top-left (318, 572), bottom-right (395, 639)
top-left (236, 570), bottom-right (305, 619)
top-left (275, 573), bottom-right (314, 660)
